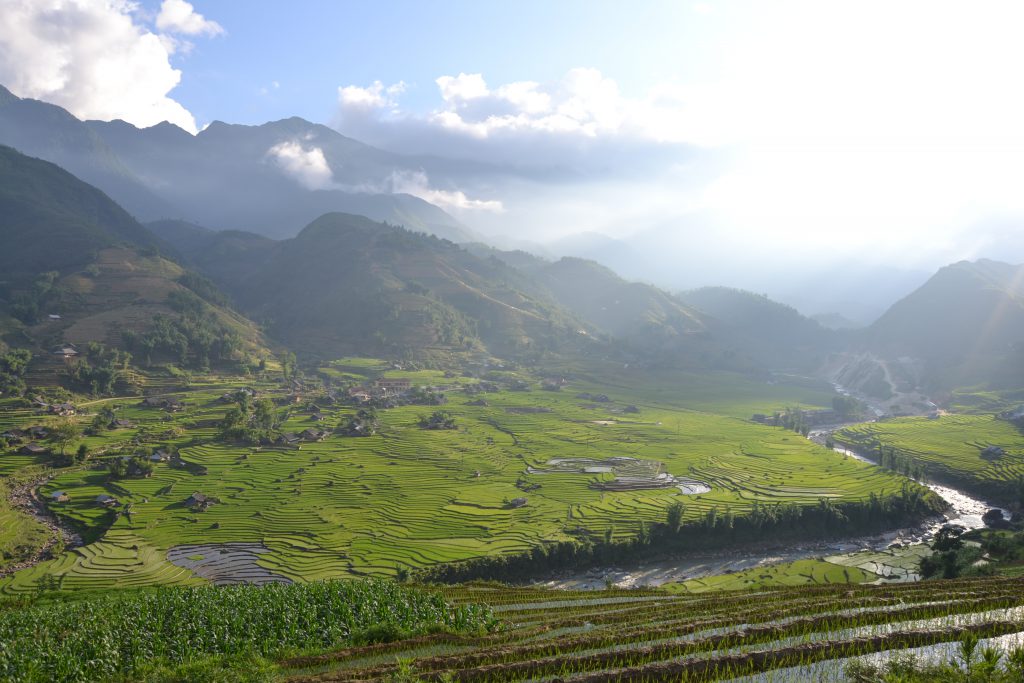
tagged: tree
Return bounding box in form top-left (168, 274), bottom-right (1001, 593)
top-left (666, 501), bottom-right (685, 533)
top-left (74, 443), bottom-right (89, 464)
top-left (253, 398), bottom-right (277, 431)
top-left (48, 419), bottom-right (80, 456)
top-left (932, 524), bottom-right (965, 552)
top-left (418, 410), bottom-right (457, 430)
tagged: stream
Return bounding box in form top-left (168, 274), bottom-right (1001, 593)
top-left (541, 420), bottom-right (1005, 591)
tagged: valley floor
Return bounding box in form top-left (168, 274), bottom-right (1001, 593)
top-left (0, 360), bottom-right (929, 594)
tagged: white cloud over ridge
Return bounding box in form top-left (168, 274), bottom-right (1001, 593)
top-left (390, 170), bottom-right (504, 213)
top-left (267, 141), bottom-right (335, 190)
top-left (0, 0), bottom-right (222, 134)
top-left (266, 139), bottom-right (503, 212)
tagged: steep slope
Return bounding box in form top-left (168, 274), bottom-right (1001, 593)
top-left (0, 85), bottom-right (470, 241)
top-left (0, 144), bottom-right (160, 276)
top-left (0, 146), bottom-right (268, 371)
top-left (534, 257), bottom-right (707, 351)
top-left (679, 287), bottom-right (838, 371)
top-left (866, 259), bottom-right (1024, 388)
top-left (153, 213), bottom-right (588, 359)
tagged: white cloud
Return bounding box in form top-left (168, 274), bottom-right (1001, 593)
top-left (334, 68), bottom-right (705, 171)
top-left (156, 0), bottom-right (223, 36)
top-left (390, 170), bottom-right (504, 213)
top-left (436, 73), bottom-right (489, 103)
top-left (267, 141), bottom-right (336, 191)
top-left (0, 0), bottom-right (223, 133)
top-left (338, 80), bottom-right (406, 110)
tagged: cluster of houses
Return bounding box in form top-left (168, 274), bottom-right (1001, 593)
top-left (31, 397), bottom-right (76, 416)
top-left (275, 428), bottom-right (329, 447)
top-left (140, 395), bottom-right (184, 412)
top-left (346, 378), bottom-right (414, 404)
top-left (751, 408), bottom-right (839, 427)
top-left (3, 426), bottom-right (52, 455)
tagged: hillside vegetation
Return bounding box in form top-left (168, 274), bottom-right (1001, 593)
top-left (866, 259), bottom-right (1024, 389)
top-left (0, 146), bottom-right (270, 376)
top-left (154, 213), bottom-right (588, 359)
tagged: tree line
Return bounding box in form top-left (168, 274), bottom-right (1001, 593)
top-left (413, 484), bottom-right (944, 583)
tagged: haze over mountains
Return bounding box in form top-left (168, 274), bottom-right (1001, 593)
top-left (0, 85), bottom-right (470, 242)
top-left (0, 80), bottom-right (1021, 398)
top-left (0, 84), bottom-right (950, 323)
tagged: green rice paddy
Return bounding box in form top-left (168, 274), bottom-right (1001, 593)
top-left (836, 414), bottom-right (1024, 500)
top-left (0, 362), bottom-right (926, 593)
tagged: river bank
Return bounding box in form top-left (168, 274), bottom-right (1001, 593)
top-left (540, 419), bottom-right (1003, 590)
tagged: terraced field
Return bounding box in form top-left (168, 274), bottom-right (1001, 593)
top-left (836, 414), bottom-right (1024, 502)
top-left (0, 361), bottom-right (931, 593)
top-left (280, 577), bottom-right (1024, 682)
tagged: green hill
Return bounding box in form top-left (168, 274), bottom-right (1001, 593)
top-left (531, 257), bottom-right (708, 351)
top-left (0, 147), bottom-right (269, 374)
top-left (0, 144), bottom-right (160, 277)
top-left (680, 286), bottom-right (838, 371)
top-left (153, 213), bottom-right (587, 359)
top-left (867, 259), bottom-right (1024, 388)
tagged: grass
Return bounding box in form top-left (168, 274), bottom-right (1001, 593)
top-left (0, 360), bottom-right (926, 594)
top-left (836, 413), bottom-right (1024, 501)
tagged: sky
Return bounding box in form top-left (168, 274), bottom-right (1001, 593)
top-left (2, 0), bottom-right (1024, 285)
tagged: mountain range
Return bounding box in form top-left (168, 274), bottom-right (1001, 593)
top-left (0, 92), bottom-right (1021, 395)
top-left (0, 85), bottom-right (470, 242)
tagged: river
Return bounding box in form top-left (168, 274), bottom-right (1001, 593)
top-left (541, 421), bottom-right (1004, 590)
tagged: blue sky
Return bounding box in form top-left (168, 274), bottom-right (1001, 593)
top-left (159, 1), bottom-right (723, 128)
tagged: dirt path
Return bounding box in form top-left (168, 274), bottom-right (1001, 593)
top-left (0, 474), bottom-right (83, 578)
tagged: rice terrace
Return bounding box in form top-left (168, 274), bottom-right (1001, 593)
top-left (4, 3), bottom-right (1024, 680)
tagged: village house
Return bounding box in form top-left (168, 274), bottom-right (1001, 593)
top-left (27, 426), bottom-right (48, 439)
top-left (347, 387), bottom-right (372, 403)
top-left (19, 443), bottom-right (49, 456)
top-left (50, 343), bottom-right (79, 358)
top-left (95, 494), bottom-right (119, 508)
top-left (375, 378), bottom-right (412, 396)
top-left (141, 396), bottom-right (183, 411)
top-left (277, 432), bottom-right (302, 446)
top-left (111, 418), bottom-right (135, 429)
top-left (48, 402), bottom-right (76, 417)
top-left (300, 428), bottom-right (328, 442)
top-left (150, 449), bottom-right (172, 463)
top-left (185, 491), bottom-right (215, 510)
top-left (50, 490), bottom-right (70, 503)
top-left (2, 429), bottom-right (26, 444)
top-left (507, 497), bottom-right (528, 508)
